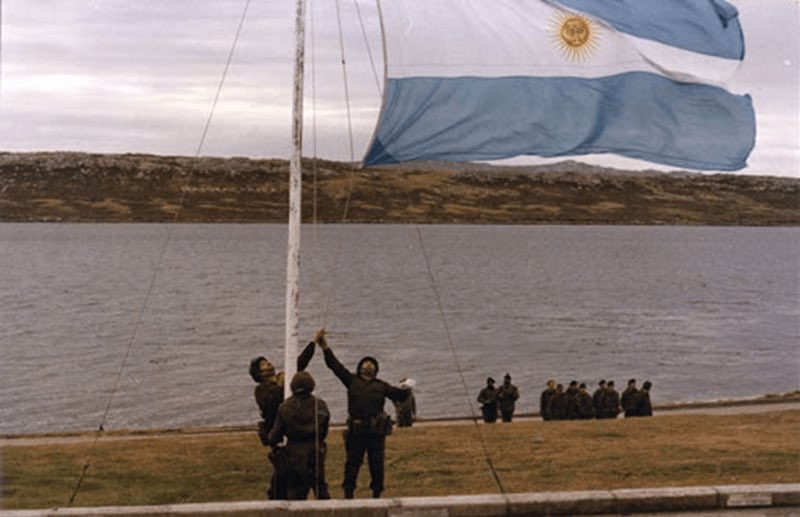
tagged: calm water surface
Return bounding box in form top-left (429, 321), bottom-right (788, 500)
top-left (0, 223), bottom-right (797, 434)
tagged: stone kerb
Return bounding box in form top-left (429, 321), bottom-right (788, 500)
top-left (3, 484), bottom-right (798, 517)
top-left (716, 483), bottom-right (800, 509)
top-left (506, 490), bottom-right (616, 515)
top-left (611, 486), bottom-right (718, 513)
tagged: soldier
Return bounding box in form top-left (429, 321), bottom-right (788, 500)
top-left (621, 378), bottom-right (638, 417)
top-left (600, 380), bottom-right (621, 419)
top-left (539, 379), bottom-right (556, 421)
top-left (266, 371), bottom-right (330, 500)
top-left (477, 377), bottom-right (499, 423)
top-left (315, 329), bottom-right (410, 499)
top-left (496, 373), bottom-right (520, 422)
top-left (394, 378), bottom-right (417, 427)
top-left (249, 341), bottom-right (315, 500)
top-left (565, 380), bottom-right (580, 419)
top-left (632, 380), bottom-right (653, 417)
top-left (547, 383), bottom-right (568, 420)
top-left (575, 383), bottom-right (595, 419)
top-left (591, 380), bottom-right (606, 419)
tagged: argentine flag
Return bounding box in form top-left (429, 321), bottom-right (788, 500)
top-left (364, 0), bottom-right (756, 171)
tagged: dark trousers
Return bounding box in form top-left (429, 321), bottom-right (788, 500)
top-left (269, 443), bottom-right (330, 500)
top-left (396, 410), bottom-right (414, 427)
top-left (481, 404), bottom-right (498, 423)
top-left (343, 428), bottom-right (385, 495)
top-left (500, 409), bottom-right (513, 422)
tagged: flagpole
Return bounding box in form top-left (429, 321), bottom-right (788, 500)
top-left (284, 0), bottom-right (306, 398)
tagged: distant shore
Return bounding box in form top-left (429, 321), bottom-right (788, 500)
top-left (1, 151), bottom-right (798, 225)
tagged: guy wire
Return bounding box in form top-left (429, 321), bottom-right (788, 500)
top-left (413, 225), bottom-right (508, 496)
top-left (68, 0), bottom-right (253, 505)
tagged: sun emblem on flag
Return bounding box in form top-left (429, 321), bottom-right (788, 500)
top-left (551, 12), bottom-right (600, 61)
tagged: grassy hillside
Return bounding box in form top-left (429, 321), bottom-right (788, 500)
top-left (1, 152), bottom-right (798, 225)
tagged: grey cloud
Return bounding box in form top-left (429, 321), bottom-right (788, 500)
top-left (0, 0), bottom-right (797, 176)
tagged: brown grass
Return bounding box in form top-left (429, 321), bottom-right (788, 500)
top-left (2, 152), bottom-right (799, 225)
top-left (2, 411), bottom-right (798, 509)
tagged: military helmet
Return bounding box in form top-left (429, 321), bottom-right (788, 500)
top-left (249, 356), bottom-right (267, 382)
top-left (357, 356), bottom-right (380, 375)
top-left (290, 371), bottom-right (316, 394)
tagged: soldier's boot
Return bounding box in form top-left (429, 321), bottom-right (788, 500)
top-left (372, 490), bottom-right (381, 498)
top-left (344, 489), bottom-right (354, 499)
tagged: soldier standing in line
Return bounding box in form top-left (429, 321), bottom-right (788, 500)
top-left (477, 377), bottom-right (499, 423)
top-left (575, 383), bottom-right (595, 419)
top-left (592, 380), bottom-right (606, 419)
top-left (547, 383), bottom-right (568, 420)
top-left (540, 379), bottom-right (556, 421)
top-left (315, 329), bottom-right (410, 499)
top-left (249, 341), bottom-right (316, 500)
top-left (497, 373), bottom-right (520, 422)
top-left (600, 380), bottom-right (621, 419)
top-left (266, 371), bottom-right (331, 500)
top-left (632, 380), bottom-right (653, 417)
top-left (565, 380), bottom-right (580, 420)
top-left (621, 379), bottom-right (639, 417)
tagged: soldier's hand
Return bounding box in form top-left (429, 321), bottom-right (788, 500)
top-left (314, 328), bottom-right (328, 350)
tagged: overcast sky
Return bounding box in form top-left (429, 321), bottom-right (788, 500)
top-left (0, 0), bottom-right (797, 177)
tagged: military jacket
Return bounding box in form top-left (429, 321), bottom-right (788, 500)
top-left (323, 348), bottom-right (408, 420)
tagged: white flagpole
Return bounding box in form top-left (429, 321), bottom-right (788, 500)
top-left (284, 0), bottom-right (306, 398)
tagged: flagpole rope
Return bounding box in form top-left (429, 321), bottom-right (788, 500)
top-left (353, 0), bottom-right (382, 96)
top-left (67, 0), bottom-right (253, 506)
top-left (334, 0), bottom-right (356, 164)
top-left (314, 0), bottom-right (361, 330)
top-left (308, 0), bottom-right (324, 493)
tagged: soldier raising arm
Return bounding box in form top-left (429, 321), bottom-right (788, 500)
top-left (314, 329), bottom-right (409, 499)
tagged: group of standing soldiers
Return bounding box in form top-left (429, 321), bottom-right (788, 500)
top-left (540, 378), bottom-right (653, 421)
top-left (248, 329), bottom-right (411, 501)
top-left (477, 375), bottom-right (653, 423)
top-left (477, 373), bottom-right (521, 422)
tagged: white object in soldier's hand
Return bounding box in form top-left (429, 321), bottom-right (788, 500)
top-left (399, 378), bottom-right (417, 389)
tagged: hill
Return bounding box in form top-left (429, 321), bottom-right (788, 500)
top-left (1, 151), bottom-right (798, 225)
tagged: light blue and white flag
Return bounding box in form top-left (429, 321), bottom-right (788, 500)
top-left (364, 0), bottom-right (755, 171)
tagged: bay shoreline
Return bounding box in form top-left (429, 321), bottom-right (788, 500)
top-left (4, 391), bottom-right (797, 445)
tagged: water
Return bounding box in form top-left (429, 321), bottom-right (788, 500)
top-left (0, 223), bottom-right (797, 435)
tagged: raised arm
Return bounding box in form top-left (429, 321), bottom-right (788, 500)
top-left (314, 329), bottom-right (353, 387)
top-left (297, 340), bottom-right (315, 371)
